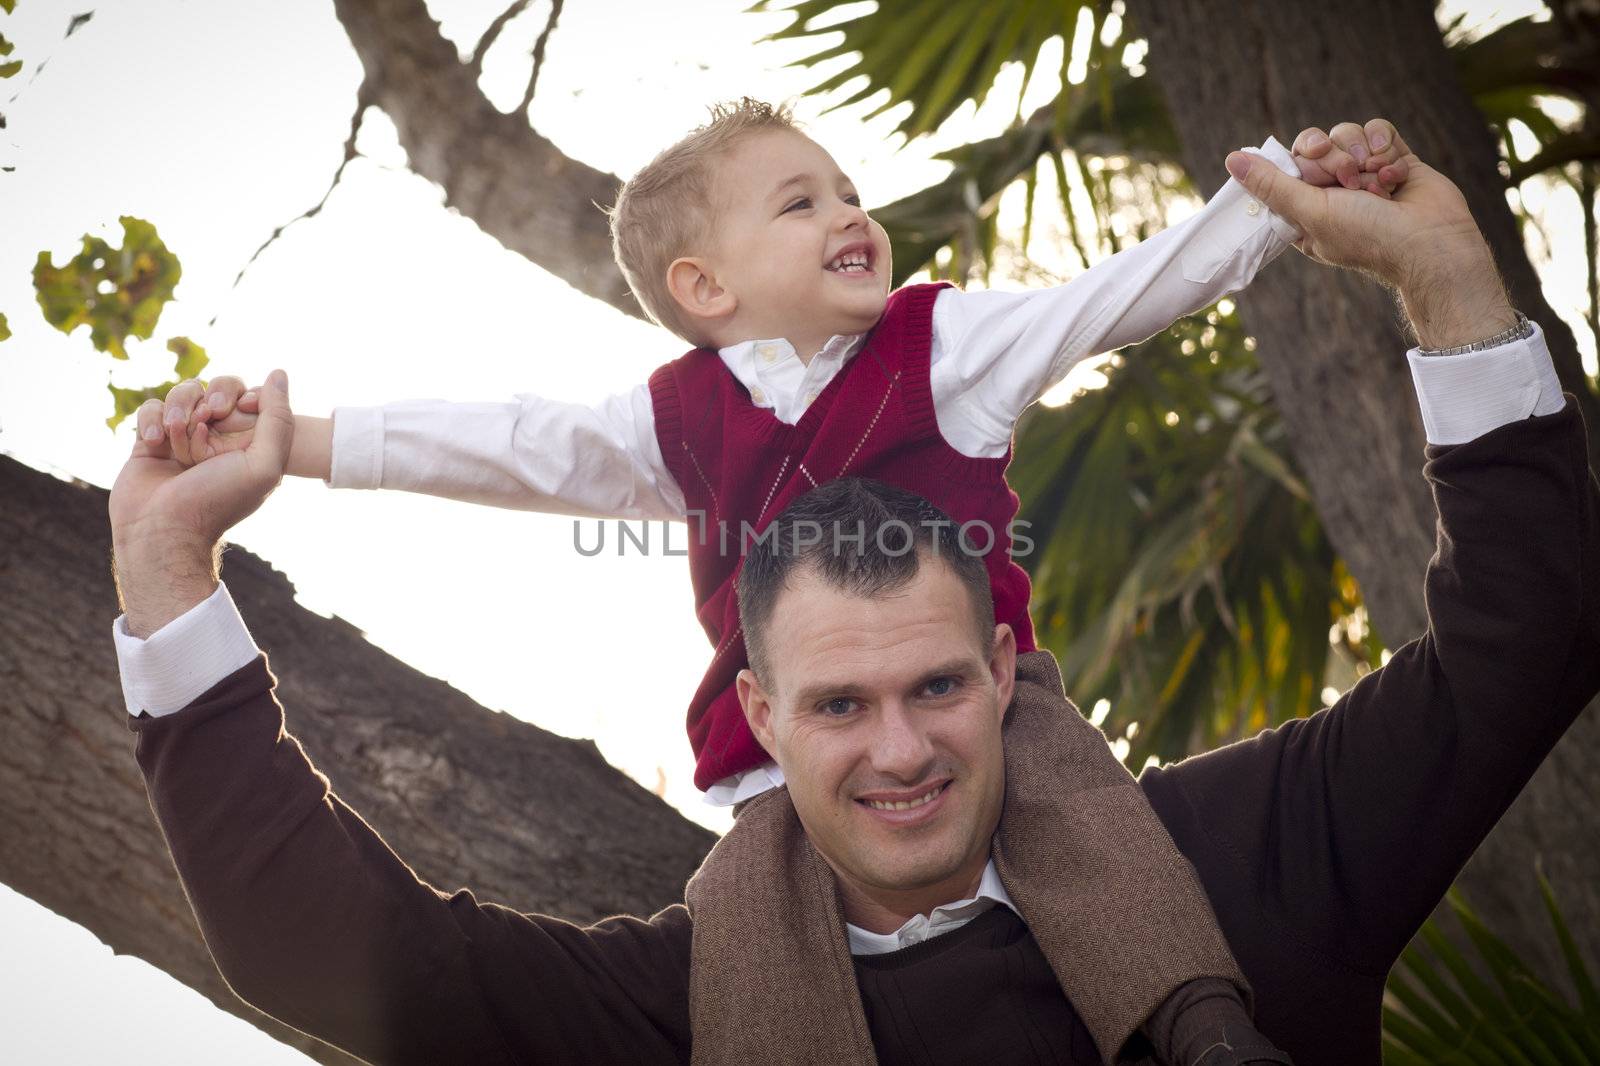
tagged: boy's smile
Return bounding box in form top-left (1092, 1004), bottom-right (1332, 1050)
top-left (693, 129), bottom-right (893, 362)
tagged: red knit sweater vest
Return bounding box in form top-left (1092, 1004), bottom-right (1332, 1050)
top-left (650, 282), bottom-right (1038, 789)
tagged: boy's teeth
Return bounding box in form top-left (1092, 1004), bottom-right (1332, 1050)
top-left (864, 785), bottom-right (943, 811)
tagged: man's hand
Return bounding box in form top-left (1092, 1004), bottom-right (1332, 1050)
top-left (141, 376), bottom-right (261, 467)
top-left (110, 369), bottom-right (295, 637)
top-left (1226, 119), bottom-right (1516, 350)
top-left (139, 374), bottom-right (334, 481)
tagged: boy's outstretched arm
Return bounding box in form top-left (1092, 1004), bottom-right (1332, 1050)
top-left (144, 375), bottom-right (685, 521)
top-left (928, 119), bottom-right (1401, 452)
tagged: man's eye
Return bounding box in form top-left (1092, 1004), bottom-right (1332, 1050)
top-left (820, 697), bottom-right (855, 717)
top-left (783, 198), bottom-right (813, 213)
top-left (924, 677), bottom-right (959, 698)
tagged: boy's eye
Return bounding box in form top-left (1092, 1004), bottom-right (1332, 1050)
top-left (844, 194), bottom-right (862, 207)
top-left (783, 198), bottom-right (813, 214)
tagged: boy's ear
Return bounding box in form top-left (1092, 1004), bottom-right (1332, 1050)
top-left (666, 256), bottom-right (737, 329)
top-left (736, 667), bottom-right (778, 758)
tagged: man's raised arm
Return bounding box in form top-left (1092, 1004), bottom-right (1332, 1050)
top-left (1141, 128), bottom-right (1598, 982)
top-left (109, 376), bottom-right (692, 1064)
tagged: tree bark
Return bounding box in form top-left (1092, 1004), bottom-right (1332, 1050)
top-left (1127, 0), bottom-right (1600, 986)
top-left (0, 456), bottom-right (714, 1064)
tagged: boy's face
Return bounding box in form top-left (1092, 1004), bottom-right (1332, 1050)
top-left (701, 130), bottom-right (892, 349)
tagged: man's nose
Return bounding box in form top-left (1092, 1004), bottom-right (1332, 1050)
top-left (867, 701), bottom-right (936, 780)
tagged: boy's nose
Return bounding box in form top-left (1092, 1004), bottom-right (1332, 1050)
top-left (834, 202), bottom-right (870, 230)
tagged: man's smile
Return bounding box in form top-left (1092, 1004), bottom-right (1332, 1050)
top-left (855, 780), bottom-right (953, 826)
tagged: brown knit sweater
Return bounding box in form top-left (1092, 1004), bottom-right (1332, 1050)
top-left (130, 403), bottom-right (1600, 1065)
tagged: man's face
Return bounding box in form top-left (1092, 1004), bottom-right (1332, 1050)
top-left (737, 559), bottom-right (1015, 920)
top-left (704, 130), bottom-right (893, 347)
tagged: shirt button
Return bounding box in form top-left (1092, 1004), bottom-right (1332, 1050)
top-left (757, 343), bottom-right (778, 363)
top-left (750, 387), bottom-right (766, 405)
top-left (803, 389), bottom-right (818, 407)
top-left (1245, 199), bottom-right (1261, 217)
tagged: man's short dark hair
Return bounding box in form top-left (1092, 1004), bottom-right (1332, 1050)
top-left (736, 478), bottom-right (996, 681)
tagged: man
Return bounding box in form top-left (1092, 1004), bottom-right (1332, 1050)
top-left (110, 123), bottom-right (1597, 1066)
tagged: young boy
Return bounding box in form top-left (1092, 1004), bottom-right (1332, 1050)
top-left (159, 101), bottom-right (1389, 1061)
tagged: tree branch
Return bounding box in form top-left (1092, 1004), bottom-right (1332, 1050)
top-left (330, 0), bottom-right (640, 319)
top-left (517, 0), bottom-right (564, 116)
top-left (470, 0), bottom-right (535, 75)
top-left (222, 82), bottom-right (375, 319)
top-left (1507, 127), bottom-right (1600, 184)
top-left (1452, 15), bottom-right (1600, 103)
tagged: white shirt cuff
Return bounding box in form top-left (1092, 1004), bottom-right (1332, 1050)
top-left (1243, 136), bottom-right (1303, 245)
top-left (329, 406), bottom-right (384, 489)
top-left (113, 583), bottom-right (261, 717)
top-left (1407, 322), bottom-right (1566, 445)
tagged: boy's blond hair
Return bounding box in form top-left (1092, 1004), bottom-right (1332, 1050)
top-left (608, 98), bottom-right (800, 345)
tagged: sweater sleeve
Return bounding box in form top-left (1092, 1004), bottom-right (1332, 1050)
top-left (1142, 397), bottom-right (1600, 977)
top-left (130, 658), bottom-right (693, 1065)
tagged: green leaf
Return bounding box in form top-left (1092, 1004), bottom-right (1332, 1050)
top-left (0, 1), bottom-right (14, 14)
top-left (757, 0), bottom-right (1089, 141)
top-left (1536, 869), bottom-right (1600, 1021)
top-left (0, 32), bottom-right (15, 57)
top-left (0, 311), bottom-right (10, 342)
top-left (1008, 306), bottom-right (1363, 767)
top-left (33, 216), bottom-right (183, 359)
top-left (167, 336), bottom-right (209, 380)
top-left (0, 58), bottom-right (20, 78)
top-left (1383, 877), bottom-right (1600, 1062)
top-left (106, 380), bottom-right (177, 432)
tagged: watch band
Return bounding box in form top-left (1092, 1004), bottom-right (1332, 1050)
top-left (1418, 311), bottom-right (1533, 357)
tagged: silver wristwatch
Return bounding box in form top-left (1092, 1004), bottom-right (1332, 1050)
top-left (1418, 311), bottom-right (1533, 357)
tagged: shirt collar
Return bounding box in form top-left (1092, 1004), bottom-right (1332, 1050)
top-left (717, 333), bottom-right (866, 367)
top-left (845, 860), bottom-right (1015, 956)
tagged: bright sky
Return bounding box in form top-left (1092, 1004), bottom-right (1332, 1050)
top-left (0, 0), bottom-right (1584, 1062)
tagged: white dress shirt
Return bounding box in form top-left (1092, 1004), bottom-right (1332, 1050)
top-left (113, 326), bottom-right (1569, 951)
top-left (327, 139), bottom-right (1304, 521)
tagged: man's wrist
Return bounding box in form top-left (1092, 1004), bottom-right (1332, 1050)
top-left (1396, 240), bottom-right (1516, 350)
top-left (113, 529), bottom-right (223, 639)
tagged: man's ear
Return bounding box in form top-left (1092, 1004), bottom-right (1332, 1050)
top-left (666, 257), bottom-right (737, 331)
top-left (988, 623), bottom-right (1017, 722)
top-left (736, 667), bottom-right (778, 757)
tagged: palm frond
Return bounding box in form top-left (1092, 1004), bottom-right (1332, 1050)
top-left (1011, 309), bottom-right (1370, 767)
top-left (1383, 878), bottom-right (1600, 1063)
top-left (750, 0), bottom-right (1094, 141)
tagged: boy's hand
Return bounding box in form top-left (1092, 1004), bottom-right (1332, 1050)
top-left (1290, 118), bottom-right (1410, 199)
top-left (138, 376), bottom-right (260, 467)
